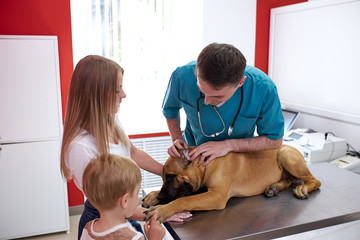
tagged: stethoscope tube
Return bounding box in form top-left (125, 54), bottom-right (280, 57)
top-left (197, 86), bottom-right (244, 137)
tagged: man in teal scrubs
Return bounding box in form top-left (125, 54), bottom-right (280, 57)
top-left (162, 43), bottom-right (284, 166)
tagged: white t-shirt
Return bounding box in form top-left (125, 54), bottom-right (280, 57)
top-left (81, 219), bottom-right (144, 240)
top-left (65, 129), bottom-right (131, 191)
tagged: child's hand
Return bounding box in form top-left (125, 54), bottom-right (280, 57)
top-left (144, 210), bottom-right (165, 240)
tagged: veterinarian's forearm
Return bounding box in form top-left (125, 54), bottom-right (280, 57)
top-left (131, 144), bottom-right (163, 176)
top-left (225, 136), bottom-right (283, 152)
top-left (166, 115), bottom-right (183, 142)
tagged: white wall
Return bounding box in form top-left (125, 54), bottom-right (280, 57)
top-left (167, 0), bottom-right (204, 68)
top-left (269, 0), bottom-right (360, 151)
top-left (202, 0), bottom-right (257, 65)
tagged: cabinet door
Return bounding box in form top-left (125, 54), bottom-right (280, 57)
top-left (0, 141), bottom-right (69, 239)
top-left (0, 37), bottom-right (62, 143)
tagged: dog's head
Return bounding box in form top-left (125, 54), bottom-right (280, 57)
top-left (157, 147), bottom-right (205, 204)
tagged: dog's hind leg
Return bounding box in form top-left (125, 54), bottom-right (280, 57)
top-left (278, 145), bottom-right (321, 199)
top-left (264, 179), bottom-right (292, 197)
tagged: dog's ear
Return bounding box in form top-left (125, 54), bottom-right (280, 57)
top-left (178, 149), bottom-right (191, 168)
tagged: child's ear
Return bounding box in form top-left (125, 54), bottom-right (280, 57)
top-left (119, 193), bottom-right (129, 208)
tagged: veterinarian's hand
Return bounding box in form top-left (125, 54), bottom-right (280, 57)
top-left (189, 141), bottom-right (231, 166)
top-left (144, 210), bottom-right (166, 240)
top-left (165, 211), bottom-right (192, 222)
top-left (168, 138), bottom-right (189, 158)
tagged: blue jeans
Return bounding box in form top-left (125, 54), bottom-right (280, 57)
top-left (78, 200), bottom-right (145, 239)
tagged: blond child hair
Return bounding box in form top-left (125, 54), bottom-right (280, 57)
top-left (82, 153), bottom-right (141, 210)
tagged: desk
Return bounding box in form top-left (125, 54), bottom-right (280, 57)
top-left (164, 163), bottom-right (360, 240)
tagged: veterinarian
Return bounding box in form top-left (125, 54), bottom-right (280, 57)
top-left (162, 43), bottom-right (284, 166)
top-left (60, 55), bottom-right (191, 240)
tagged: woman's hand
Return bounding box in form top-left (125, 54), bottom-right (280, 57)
top-left (165, 211), bottom-right (192, 222)
top-left (144, 210), bottom-right (165, 240)
top-left (189, 140), bottom-right (231, 166)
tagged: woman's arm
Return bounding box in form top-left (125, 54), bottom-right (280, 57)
top-left (130, 206), bottom-right (148, 221)
top-left (130, 143), bottom-right (163, 176)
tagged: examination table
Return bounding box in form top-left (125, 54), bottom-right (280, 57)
top-left (163, 163), bottom-right (360, 240)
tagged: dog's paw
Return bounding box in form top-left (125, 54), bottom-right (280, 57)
top-left (145, 205), bottom-right (172, 223)
top-left (264, 185), bottom-right (279, 197)
top-left (142, 190), bottom-right (160, 208)
top-left (293, 185), bottom-right (309, 199)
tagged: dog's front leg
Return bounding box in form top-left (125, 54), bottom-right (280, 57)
top-left (145, 190), bottom-right (229, 223)
top-left (142, 190), bottom-right (160, 208)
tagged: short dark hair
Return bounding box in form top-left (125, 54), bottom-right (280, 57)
top-left (196, 43), bottom-right (247, 89)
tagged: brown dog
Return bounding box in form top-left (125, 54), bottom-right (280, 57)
top-left (143, 145), bottom-right (321, 223)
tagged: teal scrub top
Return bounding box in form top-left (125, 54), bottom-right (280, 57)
top-left (162, 61), bottom-right (284, 147)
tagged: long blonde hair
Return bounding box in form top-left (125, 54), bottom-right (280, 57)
top-left (82, 154), bottom-right (141, 210)
top-left (60, 55), bottom-right (130, 180)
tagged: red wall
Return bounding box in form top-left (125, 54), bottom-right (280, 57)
top-left (0, 0), bottom-right (84, 207)
top-left (255, 0), bottom-right (307, 73)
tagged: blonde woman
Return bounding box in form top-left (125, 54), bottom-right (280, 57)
top-left (60, 55), bottom-right (190, 239)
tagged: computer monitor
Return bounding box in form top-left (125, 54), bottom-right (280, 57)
top-left (282, 109), bottom-right (299, 135)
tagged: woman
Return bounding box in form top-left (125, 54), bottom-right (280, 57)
top-left (60, 55), bottom-right (189, 239)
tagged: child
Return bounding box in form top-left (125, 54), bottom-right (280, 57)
top-left (80, 153), bottom-right (165, 240)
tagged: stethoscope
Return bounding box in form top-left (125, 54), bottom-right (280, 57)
top-left (196, 86), bottom-right (243, 137)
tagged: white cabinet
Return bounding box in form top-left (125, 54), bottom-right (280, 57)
top-left (0, 35), bottom-right (69, 239)
top-left (0, 141), bottom-right (69, 238)
top-left (0, 36), bottom-right (62, 142)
